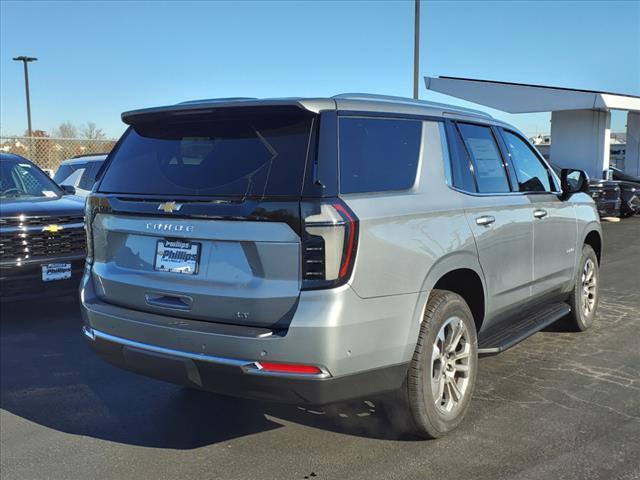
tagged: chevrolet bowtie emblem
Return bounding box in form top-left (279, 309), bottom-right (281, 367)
top-left (158, 201), bottom-right (182, 213)
top-left (42, 224), bottom-right (63, 233)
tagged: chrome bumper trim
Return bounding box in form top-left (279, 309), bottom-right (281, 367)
top-left (82, 326), bottom-right (331, 379)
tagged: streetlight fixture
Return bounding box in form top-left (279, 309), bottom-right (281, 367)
top-left (13, 56), bottom-right (38, 137)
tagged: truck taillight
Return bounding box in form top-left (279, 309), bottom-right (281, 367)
top-left (301, 199), bottom-right (358, 290)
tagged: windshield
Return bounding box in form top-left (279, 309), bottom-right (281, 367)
top-left (99, 108), bottom-right (315, 198)
top-left (0, 158), bottom-right (62, 200)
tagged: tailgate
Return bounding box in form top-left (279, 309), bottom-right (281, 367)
top-left (91, 213), bottom-right (301, 328)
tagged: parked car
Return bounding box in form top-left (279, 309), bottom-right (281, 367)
top-left (551, 164), bottom-right (621, 217)
top-left (54, 153), bottom-right (108, 197)
top-left (609, 167), bottom-right (640, 216)
top-left (0, 153), bottom-right (86, 301)
top-left (589, 178), bottom-right (622, 217)
top-left (80, 95), bottom-right (601, 438)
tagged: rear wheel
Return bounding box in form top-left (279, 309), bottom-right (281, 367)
top-left (397, 290), bottom-right (478, 438)
top-left (567, 245), bottom-right (599, 331)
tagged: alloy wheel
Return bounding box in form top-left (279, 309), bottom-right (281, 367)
top-left (430, 316), bottom-right (472, 414)
top-left (581, 258), bottom-right (597, 316)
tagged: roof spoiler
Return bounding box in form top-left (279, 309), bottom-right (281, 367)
top-left (121, 98), bottom-right (334, 125)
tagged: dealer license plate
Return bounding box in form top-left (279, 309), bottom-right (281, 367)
top-left (42, 263), bottom-right (72, 282)
top-left (154, 239), bottom-right (200, 275)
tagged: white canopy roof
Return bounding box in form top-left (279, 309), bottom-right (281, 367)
top-left (424, 76), bottom-right (640, 114)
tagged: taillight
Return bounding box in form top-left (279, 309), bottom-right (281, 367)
top-left (301, 199), bottom-right (358, 290)
top-left (255, 362), bottom-right (323, 375)
top-left (84, 195), bottom-right (111, 265)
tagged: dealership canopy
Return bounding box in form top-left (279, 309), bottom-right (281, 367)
top-left (424, 76), bottom-right (640, 178)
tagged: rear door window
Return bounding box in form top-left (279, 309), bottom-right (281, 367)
top-left (457, 123), bottom-right (511, 194)
top-left (98, 109), bottom-right (315, 198)
top-left (445, 122), bottom-right (477, 192)
top-left (502, 130), bottom-right (553, 192)
top-left (339, 117), bottom-right (422, 194)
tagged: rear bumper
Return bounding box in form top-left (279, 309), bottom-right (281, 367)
top-left (80, 269), bottom-right (421, 405)
top-left (0, 256), bottom-right (85, 301)
top-left (84, 326), bottom-right (408, 405)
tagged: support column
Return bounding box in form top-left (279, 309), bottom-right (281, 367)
top-left (625, 112), bottom-right (640, 177)
top-left (549, 109), bottom-right (611, 179)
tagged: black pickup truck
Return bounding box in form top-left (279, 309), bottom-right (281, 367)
top-left (551, 163), bottom-right (622, 218)
top-left (609, 167), bottom-right (640, 217)
top-left (0, 153), bottom-right (86, 301)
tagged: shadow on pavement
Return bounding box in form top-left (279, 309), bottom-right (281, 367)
top-left (0, 298), bottom-right (413, 449)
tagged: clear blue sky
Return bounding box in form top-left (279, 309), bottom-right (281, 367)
top-left (1, 0), bottom-right (639, 139)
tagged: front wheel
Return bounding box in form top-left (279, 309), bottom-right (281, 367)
top-left (567, 245), bottom-right (600, 331)
top-left (397, 290), bottom-right (478, 439)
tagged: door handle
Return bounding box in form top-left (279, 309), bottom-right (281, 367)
top-left (475, 215), bottom-right (495, 226)
top-left (145, 293), bottom-right (193, 311)
top-left (533, 209), bottom-right (548, 219)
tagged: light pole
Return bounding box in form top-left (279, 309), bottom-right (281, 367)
top-left (13, 56), bottom-right (38, 137)
top-left (413, 0), bottom-right (420, 99)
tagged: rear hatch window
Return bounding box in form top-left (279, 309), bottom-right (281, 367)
top-left (98, 108), bottom-right (315, 198)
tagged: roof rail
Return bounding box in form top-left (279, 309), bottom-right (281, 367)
top-left (71, 152), bottom-right (109, 159)
top-left (177, 97), bottom-right (257, 105)
top-left (332, 93), bottom-right (492, 118)
top-left (333, 92), bottom-right (431, 103)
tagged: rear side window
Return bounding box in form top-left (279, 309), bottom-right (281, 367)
top-left (99, 109), bottom-right (315, 198)
top-left (53, 163), bottom-right (82, 184)
top-left (457, 123), bottom-right (510, 194)
top-left (78, 161), bottom-right (102, 191)
top-left (62, 168), bottom-right (84, 187)
top-left (339, 117), bottom-right (422, 194)
top-left (502, 130), bottom-right (553, 192)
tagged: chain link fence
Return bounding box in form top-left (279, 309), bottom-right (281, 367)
top-left (0, 137), bottom-right (116, 172)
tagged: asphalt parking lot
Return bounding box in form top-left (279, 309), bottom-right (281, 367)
top-left (1, 218), bottom-right (639, 480)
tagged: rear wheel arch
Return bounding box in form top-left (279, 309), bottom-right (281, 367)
top-left (410, 255), bottom-right (486, 356)
top-left (430, 268), bottom-right (485, 334)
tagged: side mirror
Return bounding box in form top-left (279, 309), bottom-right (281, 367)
top-left (61, 184), bottom-right (76, 195)
top-left (560, 168), bottom-right (589, 200)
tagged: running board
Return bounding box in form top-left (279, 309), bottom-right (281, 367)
top-left (478, 302), bottom-right (571, 355)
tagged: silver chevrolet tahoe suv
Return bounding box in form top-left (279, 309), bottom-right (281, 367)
top-left (80, 94), bottom-right (602, 438)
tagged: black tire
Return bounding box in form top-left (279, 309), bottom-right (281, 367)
top-left (396, 289), bottom-right (478, 439)
top-left (567, 244), bottom-right (600, 331)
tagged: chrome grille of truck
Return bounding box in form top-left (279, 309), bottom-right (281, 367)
top-left (0, 216), bottom-right (86, 263)
top-left (0, 215), bottom-right (84, 227)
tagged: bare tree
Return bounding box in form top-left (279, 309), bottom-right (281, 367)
top-left (80, 122), bottom-right (106, 140)
top-left (53, 121), bottom-right (78, 138)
